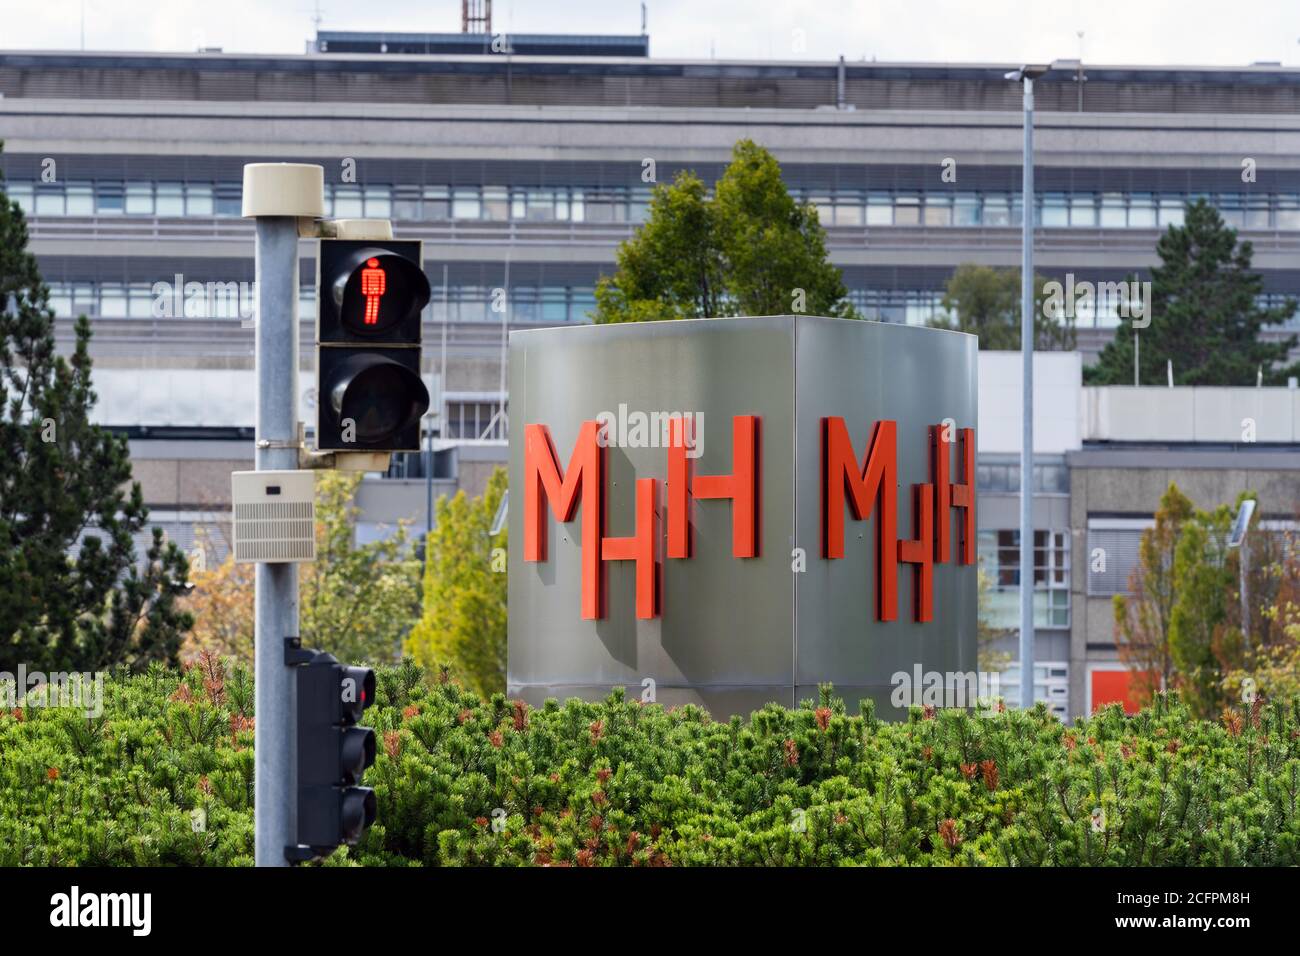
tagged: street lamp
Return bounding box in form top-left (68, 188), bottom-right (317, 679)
top-left (1005, 64), bottom-right (1050, 711)
top-left (1228, 498), bottom-right (1257, 645)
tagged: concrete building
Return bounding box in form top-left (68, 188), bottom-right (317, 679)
top-left (3, 35), bottom-right (1299, 717)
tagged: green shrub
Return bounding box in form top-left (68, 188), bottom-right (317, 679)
top-left (2, 657), bottom-right (1298, 866)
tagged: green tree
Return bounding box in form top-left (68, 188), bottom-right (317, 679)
top-left (1115, 483), bottom-right (1195, 707)
top-left (405, 467), bottom-right (507, 697)
top-left (300, 471), bottom-right (422, 664)
top-left (593, 139), bottom-right (858, 322)
top-left (976, 565), bottom-right (1011, 675)
top-left (0, 141), bottom-right (192, 674)
top-left (1086, 198), bottom-right (1298, 385)
top-left (933, 263), bottom-right (1076, 350)
top-left (1169, 503), bottom-right (1235, 719)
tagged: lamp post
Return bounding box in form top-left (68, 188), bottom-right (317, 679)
top-left (1228, 499), bottom-right (1257, 646)
top-left (1005, 64), bottom-right (1050, 710)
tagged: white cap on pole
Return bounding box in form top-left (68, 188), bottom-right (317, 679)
top-left (242, 163), bottom-right (325, 219)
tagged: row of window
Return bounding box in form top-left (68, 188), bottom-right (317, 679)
top-left (978, 462), bottom-right (1071, 494)
top-left (44, 281), bottom-right (600, 326)
top-left (5, 181), bottom-right (645, 224)
top-left (10, 179), bottom-right (1300, 231)
top-left (978, 529), bottom-right (1072, 630)
top-left (41, 280), bottom-right (1300, 332)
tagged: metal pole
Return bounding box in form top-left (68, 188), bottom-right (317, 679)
top-left (253, 216), bottom-right (300, 866)
top-left (1241, 537), bottom-right (1250, 646)
top-left (1018, 77), bottom-right (1036, 710)
top-left (424, 418), bottom-right (434, 566)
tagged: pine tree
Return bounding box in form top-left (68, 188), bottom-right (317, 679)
top-left (0, 143), bottom-right (192, 673)
top-left (1086, 198), bottom-right (1299, 385)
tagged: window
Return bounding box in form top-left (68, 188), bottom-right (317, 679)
top-left (865, 192), bottom-right (893, 225)
top-left (363, 185), bottom-right (391, 219)
top-left (392, 186), bottom-right (421, 221)
top-left (584, 189), bottom-right (626, 223)
top-left (953, 193), bottom-right (980, 226)
top-left (1244, 194), bottom-right (1270, 229)
top-left (96, 183), bottom-right (124, 215)
top-left (1128, 193), bottom-right (1156, 228)
top-left (5, 183), bottom-right (34, 214)
top-left (444, 399), bottom-right (507, 441)
top-left (1000, 662), bottom-right (1069, 719)
top-left (1040, 192), bottom-right (1068, 227)
top-left (214, 183), bottom-right (241, 217)
top-left (1099, 192), bottom-right (1126, 228)
top-left (1086, 517), bottom-right (1152, 596)
top-left (128, 283), bottom-right (155, 318)
top-left (982, 195), bottom-right (1011, 227)
top-left (333, 185), bottom-right (363, 218)
top-left (125, 181), bottom-right (154, 215)
top-left (1037, 463), bottom-right (1069, 493)
top-left (629, 187), bottom-right (651, 223)
top-left (186, 184), bottom-right (213, 216)
top-left (47, 282), bottom-right (71, 316)
top-left (923, 194), bottom-right (952, 226)
top-left (155, 182), bottom-right (184, 216)
top-left (1069, 194), bottom-right (1097, 227)
top-left (422, 186), bottom-right (449, 220)
top-left (836, 195), bottom-right (864, 226)
top-left (1277, 194), bottom-right (1300, 230)
top-left (893, 194), bottom-right (920, 225)
top-left (978, 529), bottom-right (1071, 629)
top-left (99, 282), bottom-right (127, 318)
top-left (451, 187), bottom-right (481, 220)
top-left (1157, 195), bottom-right (1184, 228)
top-left (525, 190), bottom-right (556, 221)
top-left (482, 187), bottom-right (508, 221)
top-left (34, 185), bottom-right (65, 216)
top-left (1217, 193), bottom-right (1244, 228)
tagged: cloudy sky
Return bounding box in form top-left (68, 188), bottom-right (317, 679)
top-left (1, 0), bottom-right (1298, 66)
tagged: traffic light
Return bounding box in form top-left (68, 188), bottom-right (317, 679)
top-left (292, 645), bottom-right (377, 858)
top-left (316, 238), bottom-right (431, 451)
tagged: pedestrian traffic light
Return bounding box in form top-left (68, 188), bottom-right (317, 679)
top-left (291, 645), bottom-right (377, 859)
top-left (316, 238), bottom-right (431, 452)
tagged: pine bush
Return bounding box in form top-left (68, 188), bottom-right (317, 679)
top-left (2, 657), bottom-right (1298, 866)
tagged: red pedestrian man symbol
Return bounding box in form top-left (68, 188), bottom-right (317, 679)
top-left (360, 257), bottom-right (386, 325)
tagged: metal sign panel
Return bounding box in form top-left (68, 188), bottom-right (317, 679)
top-left (508, 315), bottom-right (978, 718)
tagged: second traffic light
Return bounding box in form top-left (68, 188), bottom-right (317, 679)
top-left (316, 238), bottom-right (431, 452)
top-left (293, 646), bottom-right (377, 858)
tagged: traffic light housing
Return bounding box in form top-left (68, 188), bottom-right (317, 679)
top-left (292, 646), bottom-right (377, 858)
top-left (316, 238), bottom-right (431, 452)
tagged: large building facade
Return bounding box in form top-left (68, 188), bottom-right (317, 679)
top-left (3, 38), bottom-right (1298, 718)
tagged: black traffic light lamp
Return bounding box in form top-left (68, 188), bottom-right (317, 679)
top-left (316, 239), bottom-right (431, 452)
top-left (287, 640), bottom-right (377, 861)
